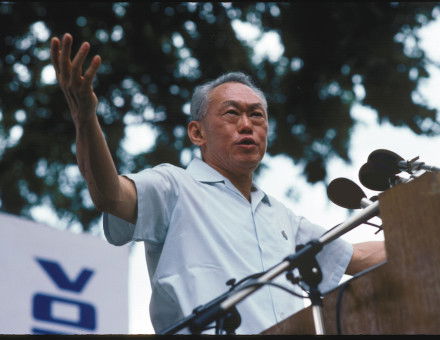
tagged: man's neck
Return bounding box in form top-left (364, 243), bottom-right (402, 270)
top-left (224, 170), bottom-right (254, 202)
top-left (203, 159), bottom-right (255, 202)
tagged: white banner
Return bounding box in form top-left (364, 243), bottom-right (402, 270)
top-left (0, 212), bottom-right (130, 334)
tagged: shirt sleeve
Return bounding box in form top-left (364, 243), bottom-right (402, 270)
top-left (294, 215), bottom-right (353, 293)
top-left (103, 164), bottom-right (179, 246)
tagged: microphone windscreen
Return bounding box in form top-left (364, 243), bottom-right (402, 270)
top-left (359, 162), bottom-right (391, 191)
top-left (327, 177), bottom-right (366, 209)
top-left (367, 149), bottom-right (403, 174)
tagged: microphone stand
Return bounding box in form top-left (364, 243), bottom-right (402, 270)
top-left (159, 287), bottom-right (239, 335)
top-left (292, 242), bottom-right (325, 334)
top-left (398, 159), bottom-right (440, 173)
top-left (159, 201), bottom-right (380, 335)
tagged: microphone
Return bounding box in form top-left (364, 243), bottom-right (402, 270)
top-left (358, 161), bottom-right (394, 191)
top-left (367, 149), bottom-right (404, 174)
top-left (327, 177), bottom-right (373, 209)
top-left (368, 149), bottom-right (440, 173)
top-left (360, 149), bottom-right (440, 191)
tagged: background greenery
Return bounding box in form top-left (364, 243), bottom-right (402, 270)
top-left (1, 2), bottom-right (439, 231)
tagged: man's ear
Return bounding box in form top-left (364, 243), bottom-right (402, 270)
top-left (188, 120), bottom-right (205, 146)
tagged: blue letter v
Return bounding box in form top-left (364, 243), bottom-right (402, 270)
top-left (36, 258), bottom-right (94, 293)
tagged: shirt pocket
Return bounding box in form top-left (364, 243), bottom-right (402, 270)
top-left (257, 212), bottom-right (296, 264)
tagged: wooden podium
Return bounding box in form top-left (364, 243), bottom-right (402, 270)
top-left (262, 171), bottom-right (440, 334)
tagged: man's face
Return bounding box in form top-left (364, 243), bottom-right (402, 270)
top-left (192, 82), bottom-right (268, 176)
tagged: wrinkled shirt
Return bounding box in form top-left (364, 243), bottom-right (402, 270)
top-left (103, 157), bottom-right (353, 334)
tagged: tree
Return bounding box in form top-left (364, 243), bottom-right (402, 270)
top-left (1, 2), bottom-right (438, 231)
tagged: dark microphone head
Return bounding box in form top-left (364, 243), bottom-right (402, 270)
top-left (327, 177), bottom-right (367, 209)
top-left (367, 149), bottom-right (404, 174)
top-left (358, 161), bottom-right (392, 191)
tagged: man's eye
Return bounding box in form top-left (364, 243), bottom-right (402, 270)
top-left (251, 112), bottom-right (263, 117)
top-left (226, 110), bottom-right (239, 115)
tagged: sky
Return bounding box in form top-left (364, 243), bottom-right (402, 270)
top-left (25, 7), bottom-right (440, 334)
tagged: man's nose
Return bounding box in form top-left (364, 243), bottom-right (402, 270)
top-left (237, 114), bottom-right (252, 133)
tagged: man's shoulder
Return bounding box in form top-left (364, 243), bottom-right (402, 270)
top-left (137, 162), bottom-right (186, 176)
top-left (125, 162), bottom-right (188, 186)
top-left (153, 162), bottom-right (186, 172)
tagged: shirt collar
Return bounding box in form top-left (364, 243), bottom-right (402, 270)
top-left (186, 157), bottom-right (225, 183)
top-left (186, 157), bottom-right (271, 206)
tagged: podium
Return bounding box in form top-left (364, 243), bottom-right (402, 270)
top-left (262, 171), bottom-right (440, 334)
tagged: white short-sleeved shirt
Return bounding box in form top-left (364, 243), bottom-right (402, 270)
top-left (103, 157), bottom-right (353, 334)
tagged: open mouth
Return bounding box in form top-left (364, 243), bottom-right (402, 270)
top-left (237, 138), bottom-right (256, 145)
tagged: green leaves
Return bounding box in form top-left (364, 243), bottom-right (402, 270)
top-left (1, 2), bottom-right (438, 231)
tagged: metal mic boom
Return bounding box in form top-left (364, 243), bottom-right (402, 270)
top-left (319, 201), bottom-right (380, 244)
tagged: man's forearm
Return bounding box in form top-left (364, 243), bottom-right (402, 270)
top-left (75, 115), bottom-right (122, 211)
top-left (346, 241), bottom-right (387, 275)
top-left (51, 33), bottom-right (137, 223)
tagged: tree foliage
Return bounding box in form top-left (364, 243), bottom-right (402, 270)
top-left (1, 2), bottom-right (439, 231)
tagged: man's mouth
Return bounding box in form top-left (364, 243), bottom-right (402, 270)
top-left (236, 138), bottom-right (256, 145)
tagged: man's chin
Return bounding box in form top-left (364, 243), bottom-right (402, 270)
top-left (234, 156), bottom-right (262, 169)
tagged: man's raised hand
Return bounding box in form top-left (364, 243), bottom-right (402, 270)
top-left (50, 33), bottom-right (101, 127)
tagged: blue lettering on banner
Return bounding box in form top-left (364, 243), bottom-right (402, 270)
top-left (36, 258), bottom-right (94, 293)
top-left (32, 293), bottom-right (96, 329)
top-left (32, 257), bottom-right (97, 334)
top-left (32, 327), bottom-right (71, 335)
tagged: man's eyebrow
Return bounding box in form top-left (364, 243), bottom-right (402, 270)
top-left (248, 103), bottom-right (265, 111)
top-left (221, 100), bottom-right (265, 111)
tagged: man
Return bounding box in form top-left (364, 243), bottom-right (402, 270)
top-left (51, 33), bottom-right (386, 334)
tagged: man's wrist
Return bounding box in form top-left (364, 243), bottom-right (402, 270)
top-left (75, 113), bottom-right (100, 133)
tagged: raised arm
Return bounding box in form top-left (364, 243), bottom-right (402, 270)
top-left (51, 33), bottom-right (137, 224)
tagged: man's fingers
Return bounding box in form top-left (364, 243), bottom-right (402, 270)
top-left (83, 55), bottom-right (101, 86)
top-left (50, 37), bottom-right (61, 75)
top-left (60, 33), bottom-right (72, 77)
top-left (71, 42), bottom-right (90, 79)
